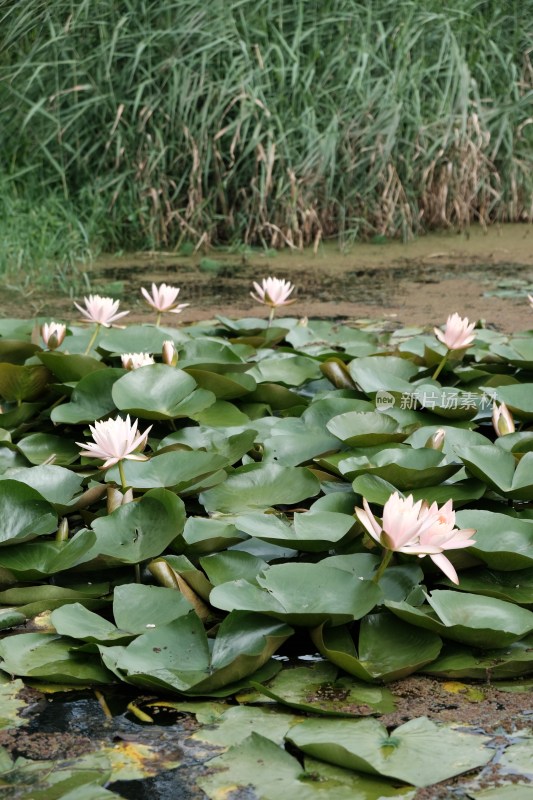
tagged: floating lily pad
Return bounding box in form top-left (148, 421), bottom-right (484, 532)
top-left (386, 590), bottom-right (533, 648)
top-left (51, 368), bottom-right (124, 424)
top-left (0, 633), bottom-right (113, 684)
top-left (105, 450), bottom-right (228, 493)
top-left (99, 610), bottom-right (293, 695)
top-left (17, 433), bottom-right (80, 466)
top-left (112, 364), bottom-right (215, 420)
top-left (38, 351), bottom-right (106, 381)
top-left (252, 661), bottom-right (396, 716)
top-left (210, 562), bottom-right (382, 627)
top-left (200, 463), bottom-right (320, 513)
top-left (0, 480), bottom-right (57, 546)
top-left (286, 716), bottom-right (492, 787)
top-left (0, 529), bottom-right (97, 580)
top-left (233, 510), bottom-right (356, 552)
top-left (52, 584), bottom-right (192, 643)
top-left (423, 635), bottom-right (533, 679)
top-left (0, 363), bottom-right (50, 403)
top-left (85, 488), bottom-right (185, 565)
top-left (457, 510), bottom-right (533, 569)
top-left (327, 411), bottom-right (406, 446)
top-left (311, 612), bottom-right (442, 682)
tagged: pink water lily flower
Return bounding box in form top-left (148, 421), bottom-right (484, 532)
top-left (250, 277), bottom-right (296, 308)
top-left (434, 313), bottom-right (476, 351)
top-left (141, 283), bottom-right (189, 314)
top-left (417, 499), bottom-right (476, 584)
top-left (121, 352), bottom-right (155, 370)
top-left (355, 492), bottom-right (475, 584)
top-left (492, 401), bottom-right (515, 436)
top-left (77, 415), bottom-right (152, 469)
top-left (74, 295), bottom-right (129, 327)
top-left (41, 322), bottom-right (66, 350)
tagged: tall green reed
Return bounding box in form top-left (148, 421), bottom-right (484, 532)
top-left (1, 0), bottom-right (531, 274)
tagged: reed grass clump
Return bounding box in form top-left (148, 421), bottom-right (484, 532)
top-left (1, 0), bottom-right (532, 274)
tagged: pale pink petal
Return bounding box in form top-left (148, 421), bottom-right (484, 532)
top-left (429, 552), bottom-right (459, 584)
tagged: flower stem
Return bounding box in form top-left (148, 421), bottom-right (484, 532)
top-left (267, 307), bottom-right (275, 328)
top-left (84, 323), bottom-right (101, 356)
top-left (118, 460), bottom-right (128, 491)
top-left (134, 563), bottom-right (141, 584)
top-left (372, 548), bottom-right (393, 583)
top-left (432, 350), bottom-right (449, 381)
top-left (156, 312), bottom-right (162, 327)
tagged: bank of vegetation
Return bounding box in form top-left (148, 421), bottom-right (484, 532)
top-left (1, 0), bottom-right (532, 279)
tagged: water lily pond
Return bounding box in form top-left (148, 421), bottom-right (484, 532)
top-left (2, 306), bottom-right (533, 798)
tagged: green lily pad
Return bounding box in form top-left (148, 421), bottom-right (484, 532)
top-left (177, 339), bottom-right (250, 372)
top-left (347, 356), bottom-right (419, 396)
top-left (0, 529), bottom-right (97, 580)
top-left (0, 633), bottom-right (113, 684)
top-left (338, 447), bottom-right (460, 489)
top-left (210, 562), bottom-right (382, 627)
top-left (311, 612), bottom-right (442, 682)
top-left (182, 517), bottom-right (247, 554)
top-left (492, 384), bottom-right (533, 419)
top-left (184, 368), bottom-right (257, 399)
top-left (198, 731), bottom-right (415, 800)
top-left (248, 354), bottom-right (321, 386)
top-left (423, 635), bottom-right (533, 679)
top-left (17, 433), bottom-right (80, 466)
top-left (99, 610), bottom-right (293, 695)
top-left (51, 368), bottom-right (124, 424)
top-left (457, 510), bottom-right (533, 569)
top-left (98, 325), bottom-right (171, 354)
top-left (105, 450), bottom-right (228, 492)
top-left (85, 488), bottom-right (185, 565)
top-left (0, 465), bottom-right (84, 510)
top-left (327, 411), bottom-right (406, 446)
top-left (200, 463), bottom-right (320, 513)
top-left (0, 480), bottom-right (57, 545)
top-left (52, 584), bottom-right (192, 643)
top-left (112, 364), bottom-right (215, 420)
top-left (386, 590), bottom-right (533, 648)
top-left (441, 566), bottom-right (533, 606)
top-left (200, 551), bottom-right (268, 586)
top-left (234, 510), bottom-right (356, 552)
top-left (38, 351), bottom-right (106, 381)
top-left (158, 427), bottom-right (256, 465)
top-left (0, 363), bottom-right (50, 402)
top-left (252, 661), bottom-right (396, 716)
top-left (286, 716), bottom-right (492, 787)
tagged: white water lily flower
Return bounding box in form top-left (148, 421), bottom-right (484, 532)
top-left (74, 295), bottom-right (129, 327)
top-left (355, 492), bottom-right (475, 584)
top-left (121, 352), bottom-right (155, 370)
top-left (41, 321), bottom-right (66, 350)
top-left (250, 277), bottom-right (296, 308)
top-left (77, 415), bottom-right (152, 469)
top-left (434, 313), bottom-right (476, 351)
top-left (141, 283), bottom-right (189, 314)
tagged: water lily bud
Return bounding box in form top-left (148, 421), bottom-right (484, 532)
top-left (162, 340), bottom-right (178, 366)
top-left (41, 322), bottom-right (66, 350)
top-left (492, 402), bottom-right (515, 436)
top-left (425, 428), bottom-right (446, 451)
top-left (56, 518), bottom-right (69, 542)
